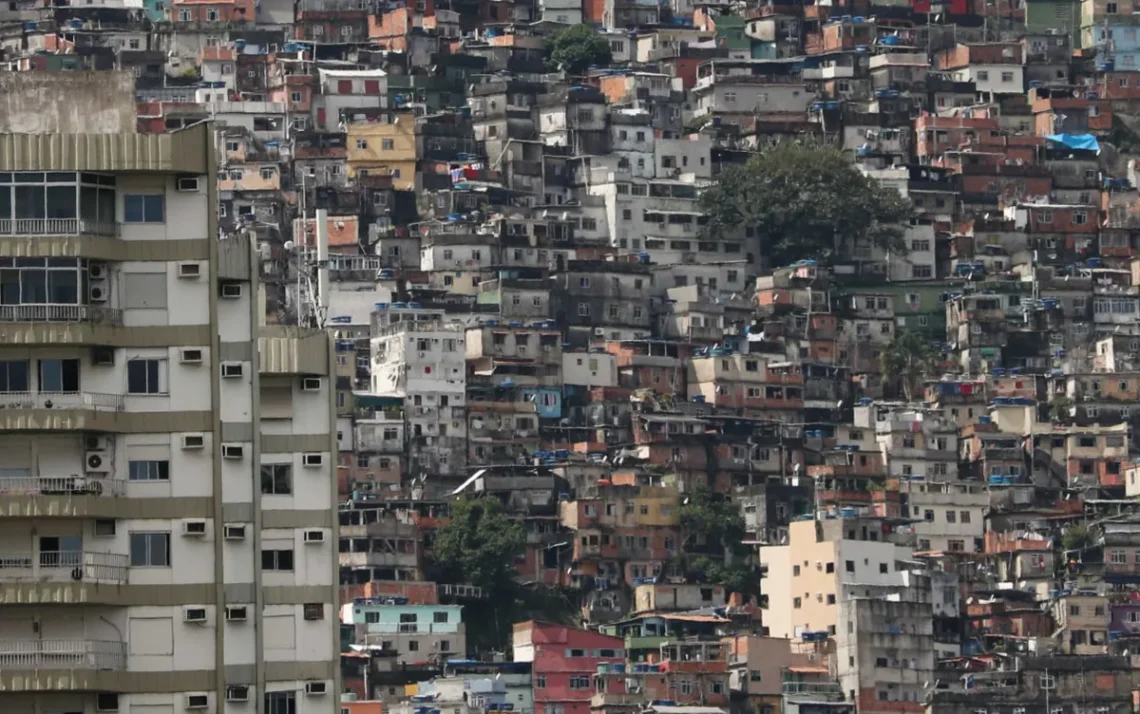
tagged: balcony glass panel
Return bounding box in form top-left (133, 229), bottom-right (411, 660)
top-left (0, 172), bottom-right (117, 235)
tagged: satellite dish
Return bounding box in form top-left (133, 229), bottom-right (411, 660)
top-left (284, 240), bottom-right (296, 250)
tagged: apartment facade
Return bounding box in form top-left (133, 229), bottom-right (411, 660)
top-left (0, 118), bottom-right (338, 714)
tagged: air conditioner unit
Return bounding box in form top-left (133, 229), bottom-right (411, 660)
top-left (183, 607), bottom-right (208, 624)
top-left (89, 283), bottom-right (108, 303)
top-left (182, 520), bottom-right (207, 537)
top-left (180, 348), bottom-right (204, 364)
top-left (301, 377), bottom-right (322, 391)
top-left (303, 529), bottom-right (326, 543)
top-left (177, 262), bottom-right (202, 279)
top-left (182, 434), bottom-right (206, 450)
top-left (220, 362), bottom-right (244, 378)
top-left (223, 524), bottom-right (246, 540)
top-left (177, 177), bottom-right (200, 192)
top-left (184, 694), bottom-right (209, 710)
top-left (92, 346), bottom-right (115, 365)
top-left (225, 605), bottom-right (248, 622)
top-left (222, 444), bottom-right (244, 460)
top-left (305, 682), bottom-right (328, 696)
top-left (220, 283), bottom-right (243, 299)
top-left (85, 450), bottom-right (110, 473)
top-left (302, 453), bottom-right (325, 467)
top-left (594, 327), bottom-right (605, 336)
top-left (225, 685), bottom-right (250, 703)
top-left (88, 263), bottom-right (108, 280)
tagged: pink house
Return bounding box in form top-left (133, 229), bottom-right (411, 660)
top-left (513, 621), bottom-right (625, 714)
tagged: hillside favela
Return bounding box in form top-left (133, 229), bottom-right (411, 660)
top-left (4, 0), bottom-right (1140, 710)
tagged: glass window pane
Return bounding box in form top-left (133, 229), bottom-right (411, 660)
top-left (0, 270), bottom-right (18, 304)
top-left (39, 359), bottom-right (62, 391)
top-left (98, 188), bottom-right (115, 223)
top-left (47, 270), bottom-right (78, 304)
top-left (21, 270), bottom-right (46, 304)
top-left (129, 533), bottom-right (149, 566)
top-left (45, 185), bottom-right (76, 219)
top-left (144, 195), bottom-right (165, 222)
top-left (127, 361), bottom-right (148, 393)
top-left (124, 195), bottom-right (144, 222)
top-left (80, 186), bottom-right (98, 222)
top-left (14, 186), bottom-right (44, 219)
top-left (0, 186), bottom-right (10, 221)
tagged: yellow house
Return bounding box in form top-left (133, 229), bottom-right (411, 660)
top-left (346, 113), bottom-right (416, 190)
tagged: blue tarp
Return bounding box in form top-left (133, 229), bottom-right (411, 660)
top-left (1045, 133), bottom-right (1101, 153)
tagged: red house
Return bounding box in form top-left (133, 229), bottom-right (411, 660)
top-left (513, 621), bottom-right (625, 714)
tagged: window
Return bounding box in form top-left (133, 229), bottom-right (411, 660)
top-left (793, 597), bottom-right (802, 608)
top-left (977, 70), bottom-right (989, 81)
top-left (130, 532), bottom-right (170, 567)
top-left (291, 91), bottom-right (302, 103)
top-left (123, 194), bottom-right (165, 223)
top-left (262, 549), bottom-right (295, 571)
top-left (355, 139), bottom-right (368, 150)
top-left (433, 611), bottom-right (449, 623)
top-left (569, 677), bottom-right (591, 690)
top-left (38, 358), bottom-right (79, 392)
top-left (382, 139), bottom-right (395, 150)
top-left (0, 360), bottom-right (29, 391)
top-left (1001, 71), bottom-right (1014, 82)
top-left (536, 676), bottom-right (547, 689)
top-left (407, 640), bottom-right (419, 651)
top-left (912, 265), bottom-right (933, 278)
top-left (911, 239), bottom-right (931, 251)
top-left (261, 464), bottom-right (292, 495)
top-left (845, 560), bottom-right (855, 572)
top-left (127, 359), bottom-right (166, 394)
top-left (879, 563), bottom-right (889, 574)
top-left (946, 510), bottom-right (956, 523)
top-left (960, 510), bottom-right (971, 524)
top-left (129, 460), bottom-right (169, 481)
top-left (266, 692), bottom-right (296, 714)
top-left (578, 303), bottom-right (590, 317)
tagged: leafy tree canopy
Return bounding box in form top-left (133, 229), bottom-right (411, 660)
top-left (546, 25), bottom-right (613, 75)
top-left (431, 497), bottom-right (524, 594)
top-left (680, 485), bottom-right (747, 552)
top-left (880, 331), bottom-right (935, 402)
top-left (699, 141), bottom-right (913, 266)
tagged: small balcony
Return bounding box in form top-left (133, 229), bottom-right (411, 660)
top-left (0, 304), bottom-right (123, 325)
top-left (0, 219), bottom-right (119, 238)
top-left (0, 639), bottom-right (126, 671)
top-left (0, 474), bottom-right (126, 497)
top-left (0, 392), bottom-right (124, 412)
top-left (0, 551), bottom-right (128, 585)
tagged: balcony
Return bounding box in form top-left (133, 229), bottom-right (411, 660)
top-left (0, 219), bottom-right (119, 238)
top-left (0, 639), bottom-right (126, 671)
top-left (0, 551), bottom-right (128, 585)
top-left (0, 475), bottom-right (126, 519)
top-left (0, 304), bottom-right (126, 346)
top-left (0, 391), bottom-right (124, 412)
top-left (0, 304), bottom-right (123, 325)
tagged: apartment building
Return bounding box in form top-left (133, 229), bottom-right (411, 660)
top-left (0, 105), bottom-right (339, 713)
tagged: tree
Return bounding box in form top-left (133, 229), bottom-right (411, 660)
top-left (699, 142), bottom-right (913, 267)
top-left (546, 25), bottom-right (613, 75)
top-left (429, 498), bottom-right (526, 652)
top-left (677, 486), bottom-right (760, 597)
top-left (880, 331), bottom-right (935, 401)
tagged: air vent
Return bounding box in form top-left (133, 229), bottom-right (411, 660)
top-left (225, 685), bottom-right (250, 702)
top-left (221, 283), bottom-right (243, 299)
top-left (221, 362), bottom-right (244, 378)
top-left (185, 694), bottom-right (209, 709)
top-left (177, 262), bottom-right (202, 279)
top-left (302, 453), bottom-right (325, 467)
top-left (303, 529), bottom-right (325, 544)
top-left (305, 682), bottom-right (328, 696)
top-left (96, 693), bottom-right (120, 712)
top-left (221, 444), bottom-right (244, 460)
top-left (301, 377), bottom-right (322, 392)
top-left (182, 520), bottom-right (207, 537)
top-left (177, 177), bottom-right (200, 192)
top-left (180, 348), bottom-right (203, 364)
top-left (181, 434), bottom-right (206, 450)
top-left (183, 607), bottom-right (207, 623)
top-left (225, 605), bottom-right (248, 622)
top-left (223, 524), bottom-right (246, 540)
top-left (92, 346), bottom-right (115, 365)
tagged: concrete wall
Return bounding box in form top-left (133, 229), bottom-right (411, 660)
top-left (0, 72), bottom-right (137, 134)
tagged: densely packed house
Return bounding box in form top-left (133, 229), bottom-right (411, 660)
top-left (8, 0), bottom-right (1140, 709)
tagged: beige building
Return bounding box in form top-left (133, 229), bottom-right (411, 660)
top-left (0, 76), bottom-right (339, 714)
top-left (759, 518), bottom-right (914, 639)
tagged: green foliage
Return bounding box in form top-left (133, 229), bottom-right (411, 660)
top-left (1050, 396), bottom-right (1074, 422)
top-left (428, 498), bottom-right (527, 653)
top-left (1062, 523), bottom-right (1095, 552)
top-left (678, 486), bottom-right (760, 597)
top-left (546, 25), bottom-right (613, 74)
top-left (432, 497), bottom-right (525, 593)
top-left (699, 142), bottom-right (913, 266)
top-left (880, 331), bottom-right (935, 401)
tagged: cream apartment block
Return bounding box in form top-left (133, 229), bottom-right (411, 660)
top-left (0, 121), bottom-right (339, 712)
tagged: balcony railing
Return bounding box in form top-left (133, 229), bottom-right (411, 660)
top-left (0, 304), bottom-right (123, 325)
top-left (0, 639), bottom-right (126, 670)
top-left (0, 475), bottom-right (126, 497)
top-left (0, 392), bottom-right (125, 411)
top-left (0, 551), bottom-right (128, 584)
top-left (0, 219), bottom-right (119, 237)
